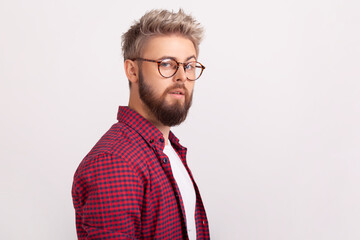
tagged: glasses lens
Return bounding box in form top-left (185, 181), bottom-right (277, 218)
top-left (185, 62), bottom-right (204, 80)
top-left (159, 59), bottom-right (178, 78)
top-left (158, 59), bottom-right (204, 80)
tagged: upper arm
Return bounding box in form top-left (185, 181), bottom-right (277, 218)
top-left (72, 153), bottom-right (144, 239)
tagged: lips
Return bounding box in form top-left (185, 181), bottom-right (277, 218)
top-left (169, 88), bottom-right (185, 95)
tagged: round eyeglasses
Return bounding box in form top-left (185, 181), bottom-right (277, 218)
top-left (132, 58), bottom-right (205, 81)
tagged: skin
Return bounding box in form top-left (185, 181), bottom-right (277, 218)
top-left (124, 34), bottom-right (197, 144)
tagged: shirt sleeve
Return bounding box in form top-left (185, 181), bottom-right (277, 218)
top-left (72, 153), bottom-right (144, 240)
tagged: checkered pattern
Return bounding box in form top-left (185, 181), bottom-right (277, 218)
top-left (72, 106), bottom-right (210, 239)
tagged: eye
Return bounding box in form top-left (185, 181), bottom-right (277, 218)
top-left (160, 59), bottom-right (177, 68)
top-left (184, 62), bottom-right (196, 70)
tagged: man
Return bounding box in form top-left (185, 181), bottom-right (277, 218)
top-left (72, 9), bottom-right (209, 240)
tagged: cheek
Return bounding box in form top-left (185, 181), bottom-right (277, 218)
top-left (142, 68), bottom-right (168, 94)
top-left (142, 64), bottom-right (161, 81)
top-left (155, 80), bottom-right (171, 96)
top-left (186, 82), bottom-right (195, 93)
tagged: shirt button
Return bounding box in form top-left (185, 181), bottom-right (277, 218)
top-left (149, 139), bottom-right (154, 143)
top-left (159, 138), bottom-right (164, 143)
top-left (162, 158), bottom-right (168, 163)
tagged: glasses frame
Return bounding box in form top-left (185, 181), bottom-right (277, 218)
top-left (131, 57), bottom-right (205, 81)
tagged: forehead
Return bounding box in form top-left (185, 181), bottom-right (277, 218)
top-left (141, 34), bottom-right (197, 60)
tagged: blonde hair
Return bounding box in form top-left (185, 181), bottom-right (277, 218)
top-left (121, 9), bottom-right (204, 60)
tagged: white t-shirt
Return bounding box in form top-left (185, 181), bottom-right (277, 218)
top-left (163, 143), bottom-right (197, 240)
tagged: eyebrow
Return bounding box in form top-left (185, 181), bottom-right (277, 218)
top-left (158, 55), bottom-right (197, 62)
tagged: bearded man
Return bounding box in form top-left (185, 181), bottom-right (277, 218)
top-left (72, 9), bottom-right (210, 240)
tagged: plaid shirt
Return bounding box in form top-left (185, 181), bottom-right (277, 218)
top-left (72, 106), bottom-right (210, 239)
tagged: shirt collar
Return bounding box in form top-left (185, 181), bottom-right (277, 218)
top-left (117, 106), bottom-right (183, 149)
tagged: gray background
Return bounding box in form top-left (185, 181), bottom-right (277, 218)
top-left (1, 0), bottom-right (359, 239)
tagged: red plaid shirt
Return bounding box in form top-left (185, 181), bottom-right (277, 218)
top-left (72, 106), bottom-right (210, 239)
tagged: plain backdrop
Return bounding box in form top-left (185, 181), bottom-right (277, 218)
top-left (1, 0), bottom-right (359, 239)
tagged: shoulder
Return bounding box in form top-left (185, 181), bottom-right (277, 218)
top-left (87, 122), bottom-right (137, 156)
top-left (73, 122), bottom-right (151, 186)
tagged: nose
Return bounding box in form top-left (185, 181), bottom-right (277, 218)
top-left (174, 63), bottom-right (187, 82)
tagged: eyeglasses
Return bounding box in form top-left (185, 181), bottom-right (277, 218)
top-left (132, 57), bottom-right (205, 81)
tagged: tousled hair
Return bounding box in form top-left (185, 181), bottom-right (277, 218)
top-left (121, 9), bottom-right (204, 60)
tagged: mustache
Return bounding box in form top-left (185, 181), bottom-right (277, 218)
top-left (165, 84), bottom-right (188, 94)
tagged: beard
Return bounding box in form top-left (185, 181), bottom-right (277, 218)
top-left (138, 71), bottom-right (193, 127)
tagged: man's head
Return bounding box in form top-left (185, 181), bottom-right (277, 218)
top-left (121, 9), bottom-right (204, 61)
top-left (122, 9), bottom-right (204, 127)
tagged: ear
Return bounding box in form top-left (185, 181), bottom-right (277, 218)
top-left (124, 59), bottom-right (139, 84)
